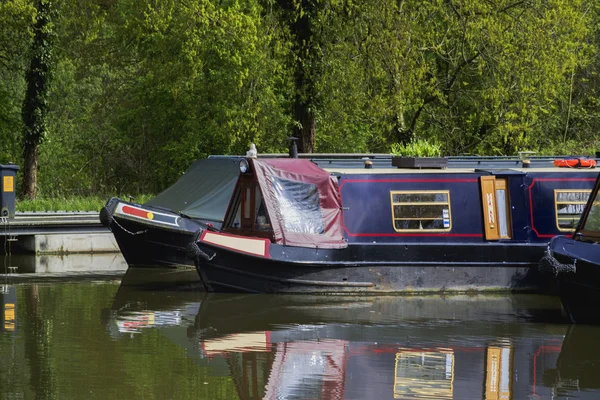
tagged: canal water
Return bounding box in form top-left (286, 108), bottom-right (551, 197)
top-left (0, 261), bottom-right (599, 399)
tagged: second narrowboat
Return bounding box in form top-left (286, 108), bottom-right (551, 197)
top-left (540, 169), bottom-right (600, 323)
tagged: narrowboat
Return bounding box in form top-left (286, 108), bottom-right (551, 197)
top-left (100, 157), bottom-right (242, 268)
top-left (187, 155), bottom-right (598, 293)
top-left (540, 169), bottom-right (600, 323)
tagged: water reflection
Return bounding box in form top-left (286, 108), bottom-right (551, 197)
top-left (1, 253), bottom-right (127, 274)
top-left (4, 267), bottom-right (600, 399)
top-left (105, 269), bottom-right (579, 399)
top-left (546, 324), bottom-right (600, 398)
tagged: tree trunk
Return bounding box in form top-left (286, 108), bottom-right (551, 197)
top-left (294, 95), bottom-right (316, 154)
top-left (21, 143), bottom-right (39, 199)
top-left (280, 0), bottom-right (320, 154)
top-left (21, 0), bottom-right (54, 200)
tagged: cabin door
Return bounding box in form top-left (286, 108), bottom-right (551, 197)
top-left (480, 176), bottom-right (512, 240)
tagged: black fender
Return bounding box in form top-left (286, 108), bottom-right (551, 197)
top-left (99, 197), bottom-right (120, 227)
top-left (539, 250), bottom-right (576, 277)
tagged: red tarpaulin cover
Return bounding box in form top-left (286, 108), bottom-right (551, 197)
top-left (252, 159), bottom-right (347, 249)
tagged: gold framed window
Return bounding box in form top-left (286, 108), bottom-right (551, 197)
top-left (555, 190), bottom-right (591, 232)
top-left (390, 191), bottom-right (451, 232)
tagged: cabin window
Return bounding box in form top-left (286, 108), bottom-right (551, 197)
top-left (555, 190), bottom-right (591, 231)
top-left (254, 190), bottom-right (272, 231)
top-left (228, 191), bottom-right (242, 228)
top-left (272, 177), bottom-right (324, 234)
top-left (390, 191), bottom-right (451, 232)
top-left (243, 187), bottom-right (251, 219)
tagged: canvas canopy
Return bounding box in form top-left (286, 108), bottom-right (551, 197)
top-left (145, 158), bottom-right (240, 222)
top-left (252, 158), bottom-right (347, 249)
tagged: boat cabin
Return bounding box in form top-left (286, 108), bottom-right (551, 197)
top-left (220, 157), bottom-right (597, 247)
top-left (221, 158), bottom-right (347, 249)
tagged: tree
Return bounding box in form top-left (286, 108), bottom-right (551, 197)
top-left (0, 0), bottom-right (35, 165)
top-left (277, 0), bottom-right (324, 153)
top-left (21, 0), bottom-right (57, 199)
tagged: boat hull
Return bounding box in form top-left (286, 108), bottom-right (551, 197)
top-left (542, 235), bottom-right (600, 323)
top-left (190, 239), bottom-right (547, 294)
top-left (558, 270), bottom-right (600, 324)
top-left (101, 198), bottom-right (210, 269)
top-left (110, 219), bottom-right (198, 268)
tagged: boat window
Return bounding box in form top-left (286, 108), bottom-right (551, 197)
top-left (555, 190), bottom-right (591, 231)
top-left (243, 187), bottom-right (251, 219)
top-left (394, 350), bottom-right (454, 399)
top-left (390, 191), bottom-right (451, 231)
top-left (272, 177), bottom-right (324, 234)
top-left (254, 189), bottom-right (272, 231)
top-left (227, 190), bottom-right (242, 229)
top-left (494, 179), bottom-right (511, 239)
top-left (581, 190), bottom-right (600, 231)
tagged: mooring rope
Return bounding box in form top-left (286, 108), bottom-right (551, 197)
top-left (110, 214), bottom-right (148, 236)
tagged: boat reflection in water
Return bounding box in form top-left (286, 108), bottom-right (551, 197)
top-left (545, 324), bottom-right (600, 399)
top-left (105, 268), bottom-right (600, 399)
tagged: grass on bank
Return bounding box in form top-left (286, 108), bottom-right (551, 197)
top-left (16, 194), bottom-right (155, 212)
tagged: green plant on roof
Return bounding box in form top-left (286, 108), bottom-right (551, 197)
top-left (391, 139), bottom-right (442, 157)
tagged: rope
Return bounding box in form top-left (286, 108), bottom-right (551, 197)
top-left (539, 250), bottom-right (576, 277)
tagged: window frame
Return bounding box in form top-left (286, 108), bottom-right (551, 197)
top-left (554, 189), bottom-right (591, 232)
top-left (390, 190), bottom-right (452, 233)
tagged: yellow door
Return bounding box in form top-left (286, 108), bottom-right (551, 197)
top-left (480, 176), bottom-right (500, 240)
top-left (480, 176), bottom-right (512, 240)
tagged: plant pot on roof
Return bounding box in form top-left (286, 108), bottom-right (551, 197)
top-left (390, 139), bottom-right (447, 169)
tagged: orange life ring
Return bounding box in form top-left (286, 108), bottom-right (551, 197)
top-left (553, 158), bottom-right (597, 168)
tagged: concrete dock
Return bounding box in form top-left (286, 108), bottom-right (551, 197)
top-left (0, 212), bottom-right (119, 255)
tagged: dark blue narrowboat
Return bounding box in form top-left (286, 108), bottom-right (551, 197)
top-left (187, 155), bottom-right (598, 293)
top-left (100, 157), bottom-right (242, 268)
top-left (540, 169), bottom-right (600, 323)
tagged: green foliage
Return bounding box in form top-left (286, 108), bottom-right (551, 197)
top-left (0, 0), bottom-right (35, 164)
top-left (537, 139), bottom-right (600, 158)
top-left (390, 139), bottom-right (442, 158)
top-left (1, 0), bottom-right (600, 199)
top-left (16, 194), bottom-right (155, 211)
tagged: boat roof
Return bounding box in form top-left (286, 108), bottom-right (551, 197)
top-left (145, 157), bottom-right (242, 221)
top-left (211, 153), bottom-right (600, 170)
top-left (324, 167), bottom-right (599, 174)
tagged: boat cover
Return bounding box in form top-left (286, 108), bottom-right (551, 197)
top-left (252, 158), bottom-right (347, 249)
top-left (145, 158), bottom-right (240, 221)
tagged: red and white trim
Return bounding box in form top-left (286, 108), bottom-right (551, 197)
top-left (115, 203), bottom-right (180, 227)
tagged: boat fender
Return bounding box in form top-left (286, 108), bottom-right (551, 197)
top-left (99, 197), bottom-right (119, 227)
top-left (539, 251), bottom-right (576, 277)
top-left (186, 241), bottom-right (216, 262)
